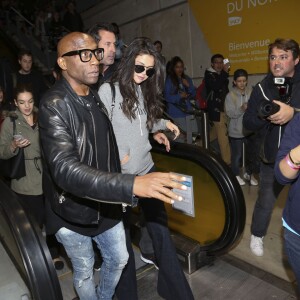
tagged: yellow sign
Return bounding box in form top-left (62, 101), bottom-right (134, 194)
top-left (188, 0), bottom-right (300, 74)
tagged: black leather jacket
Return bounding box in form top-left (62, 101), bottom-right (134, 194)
top-left (39, 78), bottom-right (136, 225)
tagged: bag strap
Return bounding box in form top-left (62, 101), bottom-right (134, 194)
top-left (10, 116), bottom-right (17, 135)
top-left (109, 81), bottom-right (116, 122)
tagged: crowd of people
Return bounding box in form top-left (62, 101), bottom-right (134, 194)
top-left (1, 4), bottom-right (300, 298)
top-left (0, 0), bottom-right (82, 50)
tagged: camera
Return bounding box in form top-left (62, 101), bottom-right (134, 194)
top-left (258, 100), bottom-right (280, 117)
top-left (223, 58), bottom-right (230, 65)
top-left (258, 77), bottom-right (293, 117)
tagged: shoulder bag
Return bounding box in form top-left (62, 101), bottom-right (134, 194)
top-left (0, 117), bottom-right (26, 179)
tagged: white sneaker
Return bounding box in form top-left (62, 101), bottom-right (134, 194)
top-left (250, 177), bottom-right (258, 186)
top-left (236, 175), bottom-right (245, 186)
top-left (244, 173), bottom-right (258, 186)
top-left (244, 172), bottom-right (251, 181)
top-left (250, 235), bottom-right (264, 256)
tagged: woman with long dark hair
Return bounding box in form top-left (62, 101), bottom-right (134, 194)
top-left (164, 56), bottom-right (197, 143)
top-left (99, 37), bottom-right (194, 300)
top-left (0, 83), bottom-right (44, 227)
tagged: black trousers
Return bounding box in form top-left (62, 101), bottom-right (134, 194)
top-left (115, 197), bottom-right (194, 300)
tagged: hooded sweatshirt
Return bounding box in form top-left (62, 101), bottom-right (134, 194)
top-left (225, 86), bottom-right (252, 138)
top-left (99, 82), bottom-right (168, 175)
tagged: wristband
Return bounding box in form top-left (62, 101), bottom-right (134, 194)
top-left (285, 154), bottom-right (300, 170)
top-left (289, 150), bottom-right (300, 165)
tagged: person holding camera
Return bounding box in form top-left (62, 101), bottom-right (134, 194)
top-left (243, 38), bottom-right (300, 257)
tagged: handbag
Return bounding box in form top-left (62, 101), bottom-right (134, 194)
top-left (0, 116), bottom-right (26, 179)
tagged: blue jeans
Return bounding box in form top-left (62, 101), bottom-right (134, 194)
top-left (56, 222), bottom-right (128, 300)
top-left (229, 136), bottom-right (256, 176)
top-left (229, 137), bottom-right (244, 176)
top-left (251, 163), bottom-right (283, 237)
top-left (284, 228), bottom-right (300, 293)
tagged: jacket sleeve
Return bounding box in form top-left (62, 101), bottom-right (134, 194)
top-left (225, 93), bottom-right (244, 119)
top-left (164, 77), bottom-right (181, 104)
top-left (186, 76), bottom-right (196, 98)
top-left (0, 117), bottom-right (19, 159)
top-left (205, 70), bottom-right (229, 92)
top-left (151, 118), bottom-right (169, 132)
top-left (243, 84), bottom-right (268, 131)
top-left (39, 97), bottom-right (136, 206)
top-left (274, 113), bottom-right (300, 185)
top-left (98, 83), bottom-right (113, 118)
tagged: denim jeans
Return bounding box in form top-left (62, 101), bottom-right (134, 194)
top-left (116, 199), bottom-right (194, 300)
top-left (284, 228), bottom-right (300, 293)
top-left (229, 137), bottom-right (244, 176)
top-left (56, 222), bottom-right (128, 300)
top-left (251, 163), bottom-right (283, 237)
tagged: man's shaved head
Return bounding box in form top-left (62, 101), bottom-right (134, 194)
top-left (56, 32), bottom-right (100, 95)
top-left (57, 32), bottom-right (93, 57)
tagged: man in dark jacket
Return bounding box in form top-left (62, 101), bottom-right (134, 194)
top-left (204, 54), bottom-right (231, 164)
top-left (243, 38), bottom-right (300, 257)
top-left (39, 32), bottom-right (186, 300)
top-left (15, 50), bottom-right (48, 108)
top-left (88, 22), bottom-right (119, 89)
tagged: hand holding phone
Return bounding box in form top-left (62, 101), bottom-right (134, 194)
top-left (14, 134), bottom-right (24, 141)
top-left (223, 58), bottom-right (230, 72)
top-left (13, 135), bottom-right (30, 148)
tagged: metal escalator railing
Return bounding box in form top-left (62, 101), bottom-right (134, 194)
top-left (0, 180), bottom-right (63, 300)
top-left (151, 140), bottom-right (246, 257)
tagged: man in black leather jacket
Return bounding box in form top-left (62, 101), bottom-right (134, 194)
top-left (243, 38), bottom-right (300, 258)
top-left (39, 32), bottom-right (186, 300)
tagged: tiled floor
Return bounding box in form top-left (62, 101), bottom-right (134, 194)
top-left (229, 182), bottom-right (296, 283)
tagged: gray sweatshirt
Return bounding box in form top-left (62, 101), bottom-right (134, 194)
top-left (225, 86), bottom-right (252, 138)
top-left (99, 82), bottom-right (168, 175)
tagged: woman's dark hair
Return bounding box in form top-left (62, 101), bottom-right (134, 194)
top-left (111, 37), bottom-right (165, 129)
top-left (14, 83), bottom-right (37, 123)
top-left (167, 56), bottom-right (186, 92)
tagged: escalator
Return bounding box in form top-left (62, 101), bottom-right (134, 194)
top-left (0, 139), bottom-right (245, 298)
top-left (149, 139), bottom-right (246, 272)
top-left (0, 181), bottom-right (63, 300)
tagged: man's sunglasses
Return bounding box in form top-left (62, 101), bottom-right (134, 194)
top-left (62, 48), bottom-right (104, 62)
top-left (134, 65), bottom-right (155, 77)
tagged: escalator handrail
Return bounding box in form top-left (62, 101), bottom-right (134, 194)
top-left (151, 140), bottom-right (246, 256)
top-left (0, 180), bottom-right (63, 300)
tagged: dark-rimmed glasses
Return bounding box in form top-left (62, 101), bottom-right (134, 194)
top-left (134, 65), bottom-right (155, 77)
top-left (62, 48), bottom-right (104, 62)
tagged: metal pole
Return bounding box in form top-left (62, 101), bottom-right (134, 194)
top-left (200, 111), bottom-right (210, 150)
